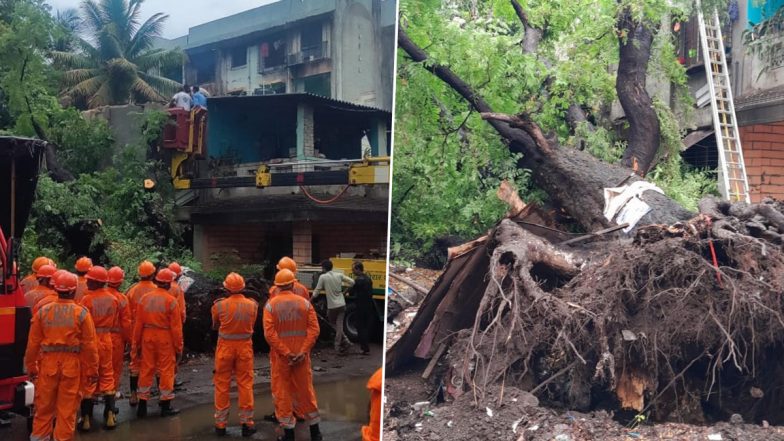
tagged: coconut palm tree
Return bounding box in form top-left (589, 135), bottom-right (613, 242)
top-left (53, 8), bottom-right (83, 52)
top-left (53, 0), bottom-right (183, 108)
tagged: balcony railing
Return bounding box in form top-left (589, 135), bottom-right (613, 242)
top-left (288, 41), bottom-right (330, 66)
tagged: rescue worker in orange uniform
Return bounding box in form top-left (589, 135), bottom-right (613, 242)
top-left (125, 260), bottom-right (158, 406)
top-left (212, 272), bottom-right (259, 437)
top-left (106, 266), bottom-right (131, 398)
top-left (361, 368), bottom-right (382, 441)
top-left (74, 256), bottom-right (93, 303)
top-left (78, 266), bottom-right (122, 431)
top-left (24, 264), bottom-right (57, 308)
top-left (25, 271), bottom-right (99, 441)
top-left (21, 256), bottom-right (54, 293)
top-left (132, 268), bottom-right (183, 418)
top-left (168, 262), bottom-right (187, 323)
top-left (268, 257), bottom-right (310, 301)
top-left (264, 269), bottom-right (322, 441)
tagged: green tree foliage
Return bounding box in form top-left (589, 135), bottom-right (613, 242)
top-left (393, 0), bottom-right (717, 260)
top-left (743, 2), bottom-right (784, 76)
top-left (52, 0), bottom-right (184, 108)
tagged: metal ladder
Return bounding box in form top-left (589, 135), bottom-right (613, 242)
top-left (696, 3), bottom-right (750, 203)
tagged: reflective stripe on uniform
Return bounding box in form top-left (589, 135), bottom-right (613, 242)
top-left (279, 330), bottom-right (306, 338)
top-left (78, 307), bottom-right (87, 323)
top-left (30, 435), bottom-right (51, 441)
top-left (238, 408), bottom-right (254, 424)
top-left (265, 303), bottom-right (272, 312)
top-left (95, 327), bottom-right (120, 333)
top-left (160, 389), bottom-right (174, 400)
top-left (41, 345), bottom-right (80, 353)
top-left (143, 324), bottom-right (170, 330)
top-left (215, 408), bottom-right (229, 424)
top-left (219, 333), bottom-right (252, 340)
top-left (279, 415), bottom-right (296, 429)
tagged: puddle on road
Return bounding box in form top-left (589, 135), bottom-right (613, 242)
top-left (77, 377), bottom-right (368, 440)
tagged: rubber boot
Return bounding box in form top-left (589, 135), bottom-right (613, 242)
top-left (129, 376), bottom-right (139, 406)
top-left (103, 394), bottom-right (117, 430)
top-left (160, 400), bottom-right (180, 417)
top-left (277, 428), bottom-right (295, 441)
top-left (78, 399), bottom-right (93, 432)
top-left (310, 423), bottom-right (323, 441)
top-left (242, 424), bottom-right (257, 437)
top-left (136, 399), bottom-right (147, 419)
top-left (215, 426), bottom-right (227, 436)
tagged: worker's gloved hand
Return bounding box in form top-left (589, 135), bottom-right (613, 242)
top-left (292, 353), bottom-right (305, 364)
top-left (286, 353), bottom-right (299, 365)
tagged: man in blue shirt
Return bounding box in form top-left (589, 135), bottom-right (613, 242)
top-left (192, 85), bottom-right (207, 109)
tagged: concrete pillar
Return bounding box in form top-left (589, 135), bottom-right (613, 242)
top-left (292, 223), bottom-right (312, 264)
top-left (296, 103), bottom-right (315, 159)
top-left (369, 118), bottom-right (388, 156)
top-left (193, 224), bottom-right (207, 268)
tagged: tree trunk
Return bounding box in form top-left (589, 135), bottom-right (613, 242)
top-left (616, 9), bottom-right (661, 175)
top-left (398, 29), bottom-right (692, 232)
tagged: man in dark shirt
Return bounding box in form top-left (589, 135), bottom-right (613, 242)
top-left (350, 261), bottom-right (374, 355)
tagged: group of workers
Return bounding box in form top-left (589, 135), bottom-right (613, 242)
top-left (18, 254), bottom-right (381, 441)
top-left (171, 84), bottom-right (208, 111)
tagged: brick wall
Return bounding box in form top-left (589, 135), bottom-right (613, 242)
top-left (739, 122), bottom-right (784, 202)
top-left (312, 222), bottom-right (388, 262)
top-left (293, 223), bottom-right (313, 264)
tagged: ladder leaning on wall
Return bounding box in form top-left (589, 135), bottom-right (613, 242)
top-left (696, 1), bottom-right (751, 204)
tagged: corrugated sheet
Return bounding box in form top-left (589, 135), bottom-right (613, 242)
top-left (185, 0), bottom-right (336, 50)
top-left (208, 92), bottom-right (391, 115)
top-left (736, 84), bottom-right (784, 110)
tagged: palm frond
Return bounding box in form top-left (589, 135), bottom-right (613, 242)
top-left (133, 48), bottom-right (183, 72)
top-left (130, 76), bottom-right (167, 102)
top-left (55, 8), bottom-right (83, 33)
top-left (139, 72), bottom-right (180, 98)
top-left (65, 75), bottom-right (105, 98)
top-left (62, 68), bottom-right (103, 86)
top-left (126, 12), bottom-right (167, 58)
top-left (97, 25), bottom-right (124, 59)
top-left (80, 0), bottom-right (105, 36)
top-left (88, 79), bottom-right (114, 108)
top-left (51, 51), bottom-right (97, 69)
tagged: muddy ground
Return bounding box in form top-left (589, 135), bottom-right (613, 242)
top-left (4, 342), bottom-right (382, 440)
top-left (384, 265), bottom-right (784, 441)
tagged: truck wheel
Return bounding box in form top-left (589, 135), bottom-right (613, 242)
top-left (343, 303), bottom-right (359, 343)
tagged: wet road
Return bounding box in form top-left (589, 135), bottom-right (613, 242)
top-left (7, 377), bottom-right (369, 440)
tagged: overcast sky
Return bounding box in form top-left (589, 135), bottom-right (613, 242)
top-left (46, 0), bottom-right (278, 39)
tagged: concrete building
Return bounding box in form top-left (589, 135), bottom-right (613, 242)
top-left (162, 1), bottom-right (395, 273)
top-left (677, 0), bottom-right (784, 202)
top-left (158, 0), bottom-right (396, 112)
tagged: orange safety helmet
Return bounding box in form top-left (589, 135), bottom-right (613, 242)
top-left (168, 262), bottom-right (182, 276)
top-left (274, 269), bottom-right (296, 286)
top-left (155, 268), bottom-right (175, 283)
top-left (85, 265), bottom-right (109, 283)
top-left (107, 266), bottom-right (125, 285)
top-left (223, 272), bottom-right (245, 293)
top-left (138, 260), bottom-right (156, 278)
top-left (36, 264), bottom-right (57, 279)
top-left (276, 256), bottom-right (297, 273)
top-left (75, 257), bottom-right (93, 273)
top-left (52, 269), bottom-right (68, 284)
top-left (32, 256), bottom-right (50, 273)
top-left (54, 272), bottom-right (78, 292)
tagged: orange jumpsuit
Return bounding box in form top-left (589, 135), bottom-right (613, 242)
top-left (107, 287), bottom-right (131, 390)
top-left (25, 299), bottom-right (98, 441)
top-left (20, 273), bottom-right (38, 293)
top-left (126, 280), bottom-right (157, 377)
top-left (361, 368), bottom-right (383, 441)
top-left (33, 293), bottom-right (58, 315)
top-left (74, 276), bottom-right (88, 303)
top-left (170, 281), bottom-right (187, 323)
top-left (25, 284), bottom-right (55, 309)
top-left (263, 290), bottom-right (320, 429)
top-left (268, 281), bottom-right (309, 301)
top-left (132, 288), bottom-right (183, 402)
top-left (212, 294), bottom-right (259, 429)
top-left (80, 288), bottom-right (122, 396)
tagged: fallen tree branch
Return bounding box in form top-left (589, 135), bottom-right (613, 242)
top-left (389, 272), bottom-right (430, 295)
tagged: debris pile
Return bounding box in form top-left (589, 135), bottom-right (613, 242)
top-left (386, 196), bottom-right (784, 430)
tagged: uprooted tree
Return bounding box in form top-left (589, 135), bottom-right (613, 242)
top-left (389, 0), bottom-right (784, 425)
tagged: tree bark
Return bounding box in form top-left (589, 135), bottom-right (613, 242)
top-left (398, 29), bottom-right (692, 232)
top-left (616, 9), bottom-right (661, 175)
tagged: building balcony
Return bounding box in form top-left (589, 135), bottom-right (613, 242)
top-left (288, 41), bottom-right (330, 65)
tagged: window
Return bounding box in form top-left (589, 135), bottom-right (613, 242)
top-left (230, 46), bottom-right (247, 68)
top-left (301, 24), bottom-right (322, 51)
top-left (302, 73), bottom-right (330, 98)
top-left (254, 82), bottom-right (286, 95)
top-left (259, 34), bottom-right (286, 70)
